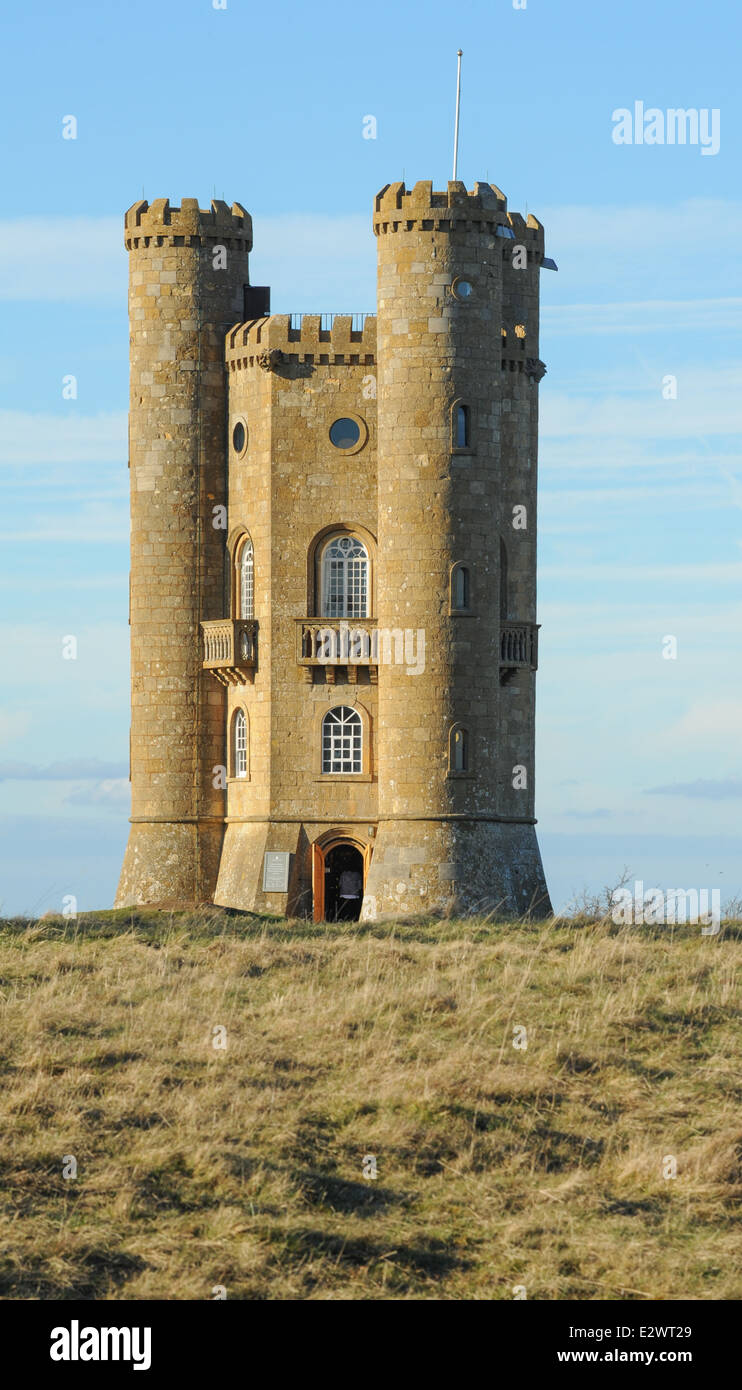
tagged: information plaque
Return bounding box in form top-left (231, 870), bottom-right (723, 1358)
top-left (262, 851), bottom-right (292, 893)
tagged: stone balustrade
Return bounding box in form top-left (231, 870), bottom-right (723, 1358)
top-left (500, 621), bottom-right (538, 670)
top-left (201, 619), bottom-right (258, 684)
top-left (296, 619), bottom-right (378, 683)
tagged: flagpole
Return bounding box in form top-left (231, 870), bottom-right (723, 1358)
top-left (452, 49), bottom-right (463, 180)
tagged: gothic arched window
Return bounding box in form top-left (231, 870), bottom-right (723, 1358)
top-left (322, 705), bottom-right (362, 774)
top-left (319, 536), bottom-right (369, 619)
top-left (233, 708), bottom-right (248, 779)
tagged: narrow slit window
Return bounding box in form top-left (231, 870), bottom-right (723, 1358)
top-left (455, 404), bottom-right (470, 449)
top-left (451, 564), bottom-right (470, 611)
top-left (450, 726), bottom-right (469, 773)
top-left (500, 537), bottom-right (508, 620)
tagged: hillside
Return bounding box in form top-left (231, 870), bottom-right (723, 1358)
top-left (0, 908), bottom-right (740, 1300)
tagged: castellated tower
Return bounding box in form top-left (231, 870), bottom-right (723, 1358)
top-left (116, 199), bottom-right (252, 906)
top-left (361, 181), bottom-right (550, 918)
top-left (117, 179), bottom-right (552, 919)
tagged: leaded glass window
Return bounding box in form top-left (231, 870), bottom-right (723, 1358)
top-left (322, 705), bottom-right (362, 774)
top-left (320, 536), bottom-right (369, 619)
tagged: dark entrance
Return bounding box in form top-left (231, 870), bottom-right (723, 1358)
top-left (324, 843), bottom-right (364, 921)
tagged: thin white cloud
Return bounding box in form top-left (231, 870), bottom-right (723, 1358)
top-left (539, 561), bottom-right (742, 583)
top-left (645, 779), bottom-right (742, 799)
top-left (0, 710), bottom-right (31, 750)
top-left (251, 213), bottom-right (375, 311)
top-left (0, 498), bottom-right (128, 543)
top-left (0, 759), bottom-right (127, 781)
top-left (665, 700), bottom-right (742, 742)
top-left (0, 410), bottom-right (127, 467)
top-left (542, 298), bottom-right (742, 336)
top-left (0, 211), bottom-right (375, 309)
top-left (0, 217), bottom-right (125, 302)
top-left (540, 369), bottom-right (742, 442)
top-left (539, 198), bottom-right (742, 290)
top-left (64, 778), bottom-right (130, 808)
top-left (2, 197), bottom-right (739, 313)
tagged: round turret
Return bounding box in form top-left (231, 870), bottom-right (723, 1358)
top-left (363, 179), bottom-right (550, 918)
top-left (116, 198), bottom-right (252, 907)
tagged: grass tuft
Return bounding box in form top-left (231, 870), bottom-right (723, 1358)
top-left (0, 906), bottom-right (739, 1300)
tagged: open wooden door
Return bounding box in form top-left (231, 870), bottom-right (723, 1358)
top-left (312, 841), bottom-right (325, 922)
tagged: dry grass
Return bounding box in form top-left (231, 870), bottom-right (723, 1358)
top-left (0, 907), bottom-right (740, 1301)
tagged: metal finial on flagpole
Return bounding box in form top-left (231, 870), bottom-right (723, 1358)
top-left (452, 49), bottom-right (463, 180)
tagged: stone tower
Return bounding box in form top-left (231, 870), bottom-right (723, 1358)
top-left (117, 180), bottom-right (552, 920)
top-left (362, 180), bottom-right (550, 918)
top-left (116, 198), bottom-right (252, 906)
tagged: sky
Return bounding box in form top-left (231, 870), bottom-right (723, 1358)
top-left (0, 0), bottom-right (740, 916)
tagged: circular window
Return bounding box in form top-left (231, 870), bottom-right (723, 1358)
top-left (452, 277), bottom-right (474, 301)
top-left (329, 417), bottom-right (361, 450)
top-left (232, 420), bottom-right (247, 455)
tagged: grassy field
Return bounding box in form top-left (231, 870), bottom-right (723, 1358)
top-left (0, 907), bottom-right (740, 1301)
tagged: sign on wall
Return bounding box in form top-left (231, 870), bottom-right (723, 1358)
top-left (262, 852), bottom-right (292, 893)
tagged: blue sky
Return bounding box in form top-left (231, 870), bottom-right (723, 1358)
top-left (0, 0), bottom-right (740, 915)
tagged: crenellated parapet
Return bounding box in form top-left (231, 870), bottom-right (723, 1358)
top-left (124, 197), bottom-right (252, 252)
top-left (373, 180), bottom-right (545, 258)
top-left (226, 313), bottom-right (377, 372)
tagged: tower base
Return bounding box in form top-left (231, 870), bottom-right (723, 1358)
top-left (214, 821), bottom-right (307, 916)
top-left (115, 821), bottom-right (224, 908)
top-left (360, 819), bottom-right (551, 921)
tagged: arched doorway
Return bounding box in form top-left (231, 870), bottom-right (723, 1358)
top-left (312, 836), bottom-right (372, 922)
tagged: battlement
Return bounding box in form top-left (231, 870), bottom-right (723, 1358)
top-left (124, 197), bottom-right (252, 251)
top-left (226, 313), bottom-right (377, 371)
top-left (373, 180), bottom-right (544, 252)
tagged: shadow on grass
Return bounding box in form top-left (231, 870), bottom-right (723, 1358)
top-left (297, 1170), bottom-right (412, 1215)
top-left (265, 1226), bottom-right (469, 1277)
top-left (0, 1248), bottom-right (151, 1301)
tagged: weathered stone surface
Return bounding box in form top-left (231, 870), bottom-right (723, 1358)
top-left (117, 183), bottom-right (552, 919)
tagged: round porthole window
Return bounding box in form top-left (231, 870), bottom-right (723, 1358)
top-left (452, 277), bottom-right (474, 301)
top-left (329, 417), bottom-right (361, 450)
top-left (232, 420), bottom-right (247, 455)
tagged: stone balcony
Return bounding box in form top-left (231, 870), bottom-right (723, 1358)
top-left (500, 620), bottom-right (539, 671)
top-left (201, 619), bottom-right (258, 685)
top-left (296, 619), bottom-right (378, 683)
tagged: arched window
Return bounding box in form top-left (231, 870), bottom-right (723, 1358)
top-left (499, 537), bottom-right (508, 620)
top-left (322, 706), bottom-right (362, 774)
top-left (449, 724), bottom-right (469, 773)
top-left (455, 403), bottom-right (470, 449)
top-left (233, 708), bottom-right (248, 779)
top-left (451, 563), bottom-right (470, 612)
top-left (320, 536), bottom-right (369, 619)
top-left (238, 538), bottom-right (254, 619)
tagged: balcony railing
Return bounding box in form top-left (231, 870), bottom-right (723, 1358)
top-left (288, 312), bottom-right (371, 332)
top-left (500, 621), bottom-right (538, 670)
top-left (201, 619), bottom-right (258, 684)
top-left (295, 617), bottom-right (536, 679)
top-left (296, 619), bottom-right (378, 682)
